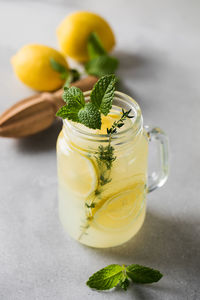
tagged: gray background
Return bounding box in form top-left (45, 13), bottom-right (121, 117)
top-left (0, 0), bottom-right (200, 299)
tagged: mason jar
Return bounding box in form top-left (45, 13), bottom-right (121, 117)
top-left (56, 91), bottom-right (169, 248)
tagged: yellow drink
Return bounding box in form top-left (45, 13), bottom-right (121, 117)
top-left (57, 97), bottom-right (149, 248)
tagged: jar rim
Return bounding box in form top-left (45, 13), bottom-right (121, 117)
top-left (63, 90), bottom-right (143, 142)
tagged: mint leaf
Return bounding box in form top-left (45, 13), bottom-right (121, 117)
top-left (57, 86), bottom-right (85, 123)
top-left (91, 74), bottom-right (116, 115)
top-left (57, 102), bottom-right (101, 129)
top-left (126, 265), bottom-right (163, 284)
top-left (85, 55), bottom-right (119, 77)
top-left (50, 57), bottom-right (68, 79)
top-left (86, 264), bottom-right (124, 290)
top-left (62, 86), bottom-right (85, 110)
top-left (78, 103), bottom-right (101, 129)
top-left (87, 32), bottom-right (107, 59)
top-left (56, 106), bottom-right (79, 122)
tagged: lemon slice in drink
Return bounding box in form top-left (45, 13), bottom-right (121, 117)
top-left (94, 182), bottom-right (145, 231)
top-left (58, 142), bottom-right (98, 198)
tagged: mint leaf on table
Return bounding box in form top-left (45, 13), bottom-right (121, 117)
top-left (78, 103), bottom-right (101, 129)
top-left (86, 264), bottom-right (163, 291)
top-left (91, 74), bottom-right (116, 115)
top-left (87, 32), bottom-right (107, 59)
top-left (85, 55), bottom-right (119, 77)
top-left (126, 264), bottom-right (163, 284)
top-left (86, 264), bottom-right (124, 290)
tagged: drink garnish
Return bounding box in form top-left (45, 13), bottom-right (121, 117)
top-left (56, 74), bottom-right (117, 129)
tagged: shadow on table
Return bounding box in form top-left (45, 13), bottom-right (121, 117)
top-left (109, 281), bottom-right (180, 299)
top-left (15, 119), bottom-right (62, 153)
top-left (86, 210), bottom-right (200, 275)
top-left (128, 283), bottom-right (181, 299)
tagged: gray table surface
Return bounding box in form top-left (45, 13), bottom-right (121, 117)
top-left (0, 0), bottom-right (200, 299)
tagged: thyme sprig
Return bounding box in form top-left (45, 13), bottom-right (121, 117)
top-left (94, 109), bottom-right (134, 189)
top-left (79, 109), bottom-right (134, 241)
top-left (107, 109), bottom-right (134, 135)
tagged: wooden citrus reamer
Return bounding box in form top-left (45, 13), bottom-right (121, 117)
top-left (0, 76), bottom-right (98, 138)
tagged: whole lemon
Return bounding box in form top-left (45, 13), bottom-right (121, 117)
top-left (11, 44), bottom-right (68, 91)
top-left (57, 11), bottom-right (115, 62)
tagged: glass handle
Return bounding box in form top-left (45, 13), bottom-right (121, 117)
top-left (146, 127), bottom-right (169, 193)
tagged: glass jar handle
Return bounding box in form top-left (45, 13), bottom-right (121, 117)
top-left (146, 127), bottom-right (169, 193)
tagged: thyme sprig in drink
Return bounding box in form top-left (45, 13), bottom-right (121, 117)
top-left (78, 109), bottom-right (134, 240)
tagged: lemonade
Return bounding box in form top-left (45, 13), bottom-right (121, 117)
top-left (57, 96), bottom-right (148, 248)
top-left (56, 75), bottom-right (169, 248)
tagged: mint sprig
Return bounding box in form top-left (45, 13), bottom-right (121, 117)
top-left (86, 264), bottom-right (163, 291)
top-left (56, 74), bottom-right (116, 129)
top-left (86, 32), bottom-right (119, 77)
